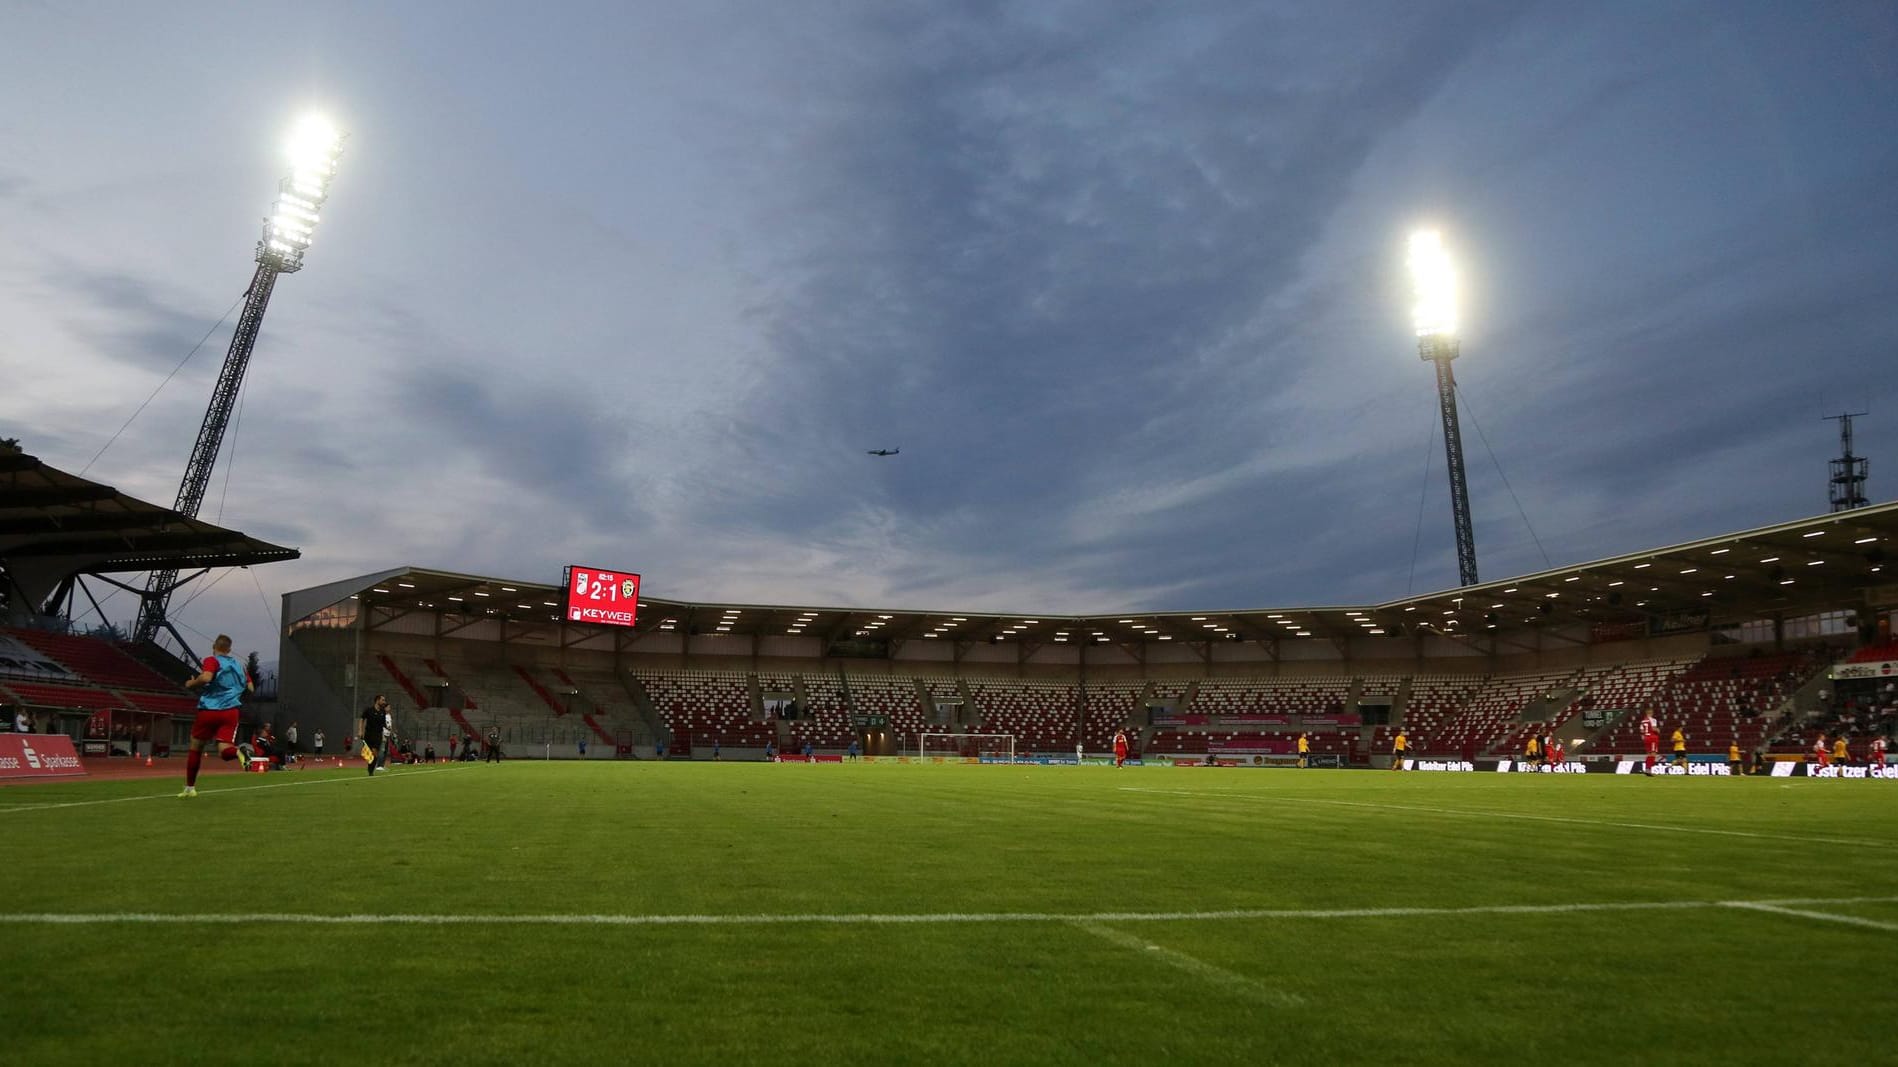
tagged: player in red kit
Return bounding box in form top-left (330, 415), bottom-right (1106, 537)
top-left (1812, 733), bottom-right (1829, 769)
top-left (1113, 729), bottom-right (1129, 768)
top-left (1870, 735), bottom-right (1888, 771)
top-left (1640, 711), bottom-right (1661, 775)
top-left (177, 634), bottom-right (254, 797)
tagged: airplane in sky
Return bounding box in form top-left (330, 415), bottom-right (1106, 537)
top-left (866, 448), bottom-right (900, 457)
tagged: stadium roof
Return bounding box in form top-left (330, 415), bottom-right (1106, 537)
top-left (289, 501), bottom-right (1897, 654)
top-left (0, 446), bottom-right (300, 578)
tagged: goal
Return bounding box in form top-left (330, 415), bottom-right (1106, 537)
top-left (918, 732), bottom-right (1016, 763)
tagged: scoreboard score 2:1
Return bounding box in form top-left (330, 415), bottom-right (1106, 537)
top-left (563, 566), bottom-right (640, 627)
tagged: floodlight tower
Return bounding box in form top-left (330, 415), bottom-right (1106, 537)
top-left (1825, 411), bottom-right (1869, 512)
top-left (1409, 230), bottom-right (1479, 587)
top-left (134, 115), bottom-right (344, 648)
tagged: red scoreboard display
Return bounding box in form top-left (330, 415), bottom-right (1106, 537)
top-left (563, 566), bottom-right (640, 627)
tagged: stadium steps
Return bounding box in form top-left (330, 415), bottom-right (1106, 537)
top-left (580, 713), bottom-right (614, 744)
top-left (514, 666), bottom-right (567, 715)
top-left (448, 708), bottom-right (478, 739)
top-left (422, 658), bottom-right (476, 709)
top-left (377, 655), bottom-right (429, 710)
top-left (615, 672), bottom-right (668, 748)
top-left (1182, 680), bottom-right (1201, 715)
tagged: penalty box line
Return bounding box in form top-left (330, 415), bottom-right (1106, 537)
top-left (1119, 787), bottom-right (1893, 849)
top-left (5, 895), bottom-right (1896, 928)
top-left (0, 766), bottom-right (456, 814)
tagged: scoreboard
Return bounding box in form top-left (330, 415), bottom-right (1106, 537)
top-left (563, 566), bottom-right (640, 627)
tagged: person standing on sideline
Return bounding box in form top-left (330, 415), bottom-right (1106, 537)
top-left (1075, 739), bottom-right (1084, 764)
top-left (285, 720), bottom-right (299, 756)
top-left (313, 728), bottom-right (325, 757)
top-left (359, 696), bottom-right (389, 775)
top-left (486, 724), bottom-right (502, 763)
top-left (1296, 732), bottom-right (1311, 769)
top-left (178, 634), bottom-right (253, 797)
top-left (1390, 729), bottom-right (1409, 770)
top-left (374, 705), bottom-right (395, 773)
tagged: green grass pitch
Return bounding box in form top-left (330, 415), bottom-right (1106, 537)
top-left (4, 761), bottom-right (1894, 1065)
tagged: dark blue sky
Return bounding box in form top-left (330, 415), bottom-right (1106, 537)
top-left (2, 1), bottom-right (1896, 659)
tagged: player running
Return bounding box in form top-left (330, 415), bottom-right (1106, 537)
top-left (1670, 727), bottom-right (1688, 769)
top-left (1812, 733), bottom-right (1830, 769)
top-left (1640, 710), bottom-right (1661, 775)
top-left (1833, 734), bottom-right (1850, 767)
top-left (177, 634), bottom-right (254, 797)
top-left (1728, 740), bottom-right (1744, 776)
top-left (1870, 735), bottom-right (1888, 770)
top-left (1113, 729), bottom-right (1130, 768)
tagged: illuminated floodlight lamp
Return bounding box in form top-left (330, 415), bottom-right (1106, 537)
top-left (1407, 230), bottom-right (1458, 340)
top-left (259, 113), bottom-right (344, 272)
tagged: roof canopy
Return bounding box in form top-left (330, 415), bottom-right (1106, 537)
top-left (288, 502), bottom-right (1896, 651)
top-left (0, 447), bottom-right (299, 612)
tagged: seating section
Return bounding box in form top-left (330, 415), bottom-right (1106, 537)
top-left (5, 629), bottom-right (181, 692)
top-left (846, 675), bottom-right (926, 749)
top-left (1192, 677), bottom-right (1350, 718)
top-left (1597, 651), bottom-right (1826, 755)
top-left (1848, 641), bottom-right (1898, 663)
top-left (0, 629), bottom-right (201, 723)
top-left (0, 681), bottom-right (119, 710)
top-left (780, 674), bottom-right (853, 751)
top-left (638, 670), bottom-right (770, 751)
top-left (1494, 660), bottom-right (1687, 757)
top-left (968, 679), bottom-right (1077, 753)
top-left (1081, 684), bottom-right (1143, 753)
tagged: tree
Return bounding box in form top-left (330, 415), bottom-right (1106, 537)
top-left (245, 651), bottom-right (262, 687)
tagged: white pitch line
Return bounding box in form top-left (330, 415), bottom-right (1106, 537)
top-left (1072, 921), bottom-right (1305, 1007)
top-left (4, 895), bottom-right (1896, 927)
top-left (1119, 787), bottom-right (1892, 849)
top-left (1722, 901), bottom-right (1898, 933)
top-left (0, 766), bottom-right (454, 813)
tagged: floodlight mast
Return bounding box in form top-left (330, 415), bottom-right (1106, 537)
top-left (1409, 230), bottom-right (1479, 587)
top-left (134, 116), bottom-right (343, 650)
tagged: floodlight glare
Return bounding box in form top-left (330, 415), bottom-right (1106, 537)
top-left (260, 112), bottom-right (344, 272)
top-left (1407, 229), bottom-right (1458, 338)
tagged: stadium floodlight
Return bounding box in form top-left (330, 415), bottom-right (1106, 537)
top-left (260, 113), bottom-right (344, 273)
top-left (134, 111), bottom-right (348, 650)
top-left (1408, 230), bottom-right (1458, 339)
top-left (1408, 227), bottom-right (1479, 587)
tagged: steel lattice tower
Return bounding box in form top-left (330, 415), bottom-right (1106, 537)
top-left (1421, 335), bottom-right (1479, 586)
top-left (1826, 411), bottom-right (1869, 513)
top-left (134, 117), bottom-right (343, 649)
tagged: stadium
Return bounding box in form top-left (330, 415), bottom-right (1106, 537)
top-left (6, 6), bottom-right (1898, 1065)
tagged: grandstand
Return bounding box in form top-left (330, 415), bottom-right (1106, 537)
top-left (0, 445), bottom-right (298, 756)
top-left (257, 502), bottom-right (1898, 769)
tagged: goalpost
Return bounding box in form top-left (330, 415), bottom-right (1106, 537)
top-left (918, 732), bottom-right (1017, 763)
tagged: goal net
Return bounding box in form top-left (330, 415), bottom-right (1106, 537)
top-left (918, 732), bottom-right (1016, 762)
